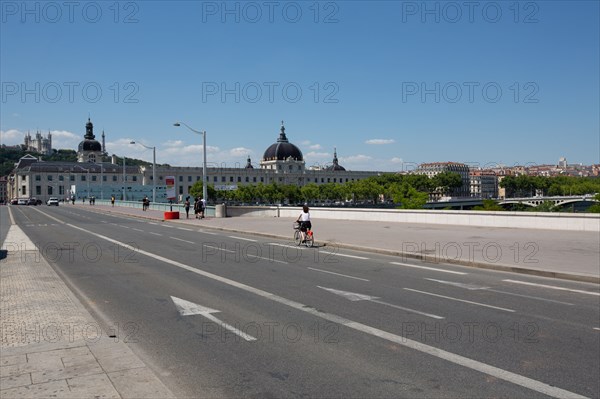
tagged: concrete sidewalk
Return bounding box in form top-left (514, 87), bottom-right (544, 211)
top-left (0, 222), bottom-right (175, 398)
top-left (75, 204), bottom-right (599, 283)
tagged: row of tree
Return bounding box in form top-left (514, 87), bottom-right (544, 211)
top-left (188, 172), bottom-right (463, 209)
top-left (500, 175), bottom-right (600, 197)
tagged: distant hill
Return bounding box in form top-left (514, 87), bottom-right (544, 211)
top-left (0, 146), bottom-right (169, 176)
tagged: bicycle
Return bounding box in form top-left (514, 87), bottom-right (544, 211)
top-left (293, 222), bottom-right (314, 248)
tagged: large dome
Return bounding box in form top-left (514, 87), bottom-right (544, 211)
top-left (262, 122), bottom-right (303, 161)
top-left (78, 140), bottom-right (102, 152)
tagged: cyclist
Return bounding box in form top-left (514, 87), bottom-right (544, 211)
top-left (296, 204), bottom-right (312, 242)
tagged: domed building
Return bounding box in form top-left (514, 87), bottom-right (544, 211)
top-left (77, 118), bottom-right (106, 163)
top-left (260, 121), bottom-right (305, 174)
top-left (327, 148), bottom-right (346, 171)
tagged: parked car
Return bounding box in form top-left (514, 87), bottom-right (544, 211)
top-left (47, 197), bottom-right (59, 206)
top-left (10, 199), bottom-right (18, 205)
top-left (17, 198), bottom-right (27, 205)
top-left (27, 198), bottom-right (38, 206)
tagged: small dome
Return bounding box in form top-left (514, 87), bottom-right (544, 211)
top-left (262, 122), bottom-right (303, 161)
top-left (326, 148), bottom-right (345, 171)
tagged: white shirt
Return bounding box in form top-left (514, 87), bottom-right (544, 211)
top-left (299, 211), bottom-right (310, 222)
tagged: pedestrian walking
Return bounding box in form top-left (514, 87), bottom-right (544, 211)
top-left (111, 195), bottom-right (115, 207)
top-left (200, 197), bottom-right (206, 219)
top-left (184, 197), bottom-right (190, 219)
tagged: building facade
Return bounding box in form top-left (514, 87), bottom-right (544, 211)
top-left (469, 170), bottom-right (498, 199)
top-left (8, 120), bottom-right (383, 203)
top-left (415, 162), bottom-right (471, 200)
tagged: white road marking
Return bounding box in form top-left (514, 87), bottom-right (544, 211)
top-left (391, 262), bottom-right (467, 275)
top-left (170, 237), bottom-right (195, 244)
top-left (319, 286), bottom-right (444, 320)
top-left (425, 278), bottom-right (489, 290)
top-left (148, 222), bottom-right (158, 225)
top-left (171, 296), bottom-right (256, 341)
top-left (33, 208), bottom-right (587, 399)
top-left (485, 289), bottom-right (574, 306)
top-left (404, 288), bottom-right (515, 313)
top-left (269, 242), bottom-right (299, 249)
top-left (178, 228), bottom-right (193, 231)
top-left (7, 206), bottom-right (15, 225)
top-left (149, 232), bottom-right (162, 236)
top-left (594, 328), bottom-right (600, 331)
top-left (228, 235), bottom-right (257, 242)
top-left (132, 228), bottom-right (144, 232)
top-left (204, 245), bottom-right (236, 253)
top-left (205, 244), bottom-right (288, 264)
top-left (503, 280), bottom-right (600, 296)
top-left (119, 225), bottom-right (130, 229)
top-left (308, 268), bottom-right (370, 281)
top-left (425, 278), bottom-right (574, 306)
top-left (322, 251), bottom-right (369, 260)
top-left (199, 230), bottom-right (219, 235)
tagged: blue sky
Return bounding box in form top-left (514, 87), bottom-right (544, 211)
top-left (1, 1), bottom-right (599, 171)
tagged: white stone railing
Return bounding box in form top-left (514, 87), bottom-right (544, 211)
top-left (225, 205), bottom-right (600, 232)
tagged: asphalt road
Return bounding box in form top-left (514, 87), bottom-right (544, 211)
top-left (6, 205), bottom-right (600, 398)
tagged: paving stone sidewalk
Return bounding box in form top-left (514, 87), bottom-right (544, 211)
top-left (0, 224), bottom-right (174, 399)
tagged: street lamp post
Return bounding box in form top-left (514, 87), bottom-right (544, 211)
top-left (130, 141), bottom-right (156, 204)
top-left (122, 156), bottom-right (126, 201)
top-left (173, 122), bottom-right (207, 203)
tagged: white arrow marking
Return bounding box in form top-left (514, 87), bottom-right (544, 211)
top-left (170, 296), bottom-right (256, 341)
top-left (318, 287), bottom-right (444, 319)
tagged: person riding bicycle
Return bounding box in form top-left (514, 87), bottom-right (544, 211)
top-left (296, 205), bottom-right (312, 242)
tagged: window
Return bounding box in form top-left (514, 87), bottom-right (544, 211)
top-left (81, 175), bottom-right (86, 181)
top-left (221, 176), bottom-right (226, 182)
top-left (35, 175), bottom-right (41, 181)
top-left (188, 176), bottom-right (192, 182)
top-left (213, 176), bottom-right (218, 182)
top-left (132, 176), bottom-right (137, 182)
top-left (59, 186), bottom-right (64, 195)
top-left (48, 186), bottom-right (53, 195)
top-left (179, 186), bottom-right (183, 194)
top-left (253, 177), bottom-right (257, 183)
top-left (179, 176), bottom-right (183, 182)
top-left (59, 175), bottom-right (64, 181)
top-left (36, 186), bottom-right (41, 195)
top-left (245, 177), bottom-right (249, 182)
top-left (22, 186), bottom-right (26, 195)
top-left (112, 176), bottom-right (117, 182)
top-left (70, 175), bottom-right (75, 181)
top-left (260, 177), bottom-right (264, 182)
top-left (103, 175), bottom-right (107, 182)
top-left (237, 176), bottom-right (241, 182)
top-left (48, 175), bottom-right (53, 181)
top-left (92, 176), bottom-right (97, 182)
top-left (197, 176), bottom-right (201, 181)
top-left (230, 176), bottom-right (234, 182)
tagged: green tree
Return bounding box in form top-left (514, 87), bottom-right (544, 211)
top-left (472, 199), bottom-right (504, 211)
top-left (189, 181), bottom-right (216, 201)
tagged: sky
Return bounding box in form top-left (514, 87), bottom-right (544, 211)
top-left (1, 0), bottom-right (599, 172)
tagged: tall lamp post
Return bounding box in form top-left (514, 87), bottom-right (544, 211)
top-left (173, 122), bottom-right (207, 203)
top-left (130, 141), bottom-right (156, 204)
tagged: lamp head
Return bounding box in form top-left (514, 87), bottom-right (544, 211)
top-left (173, 122), bottom-right (181, 127)
top-left (129, 141), bottom-right (136, 144)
